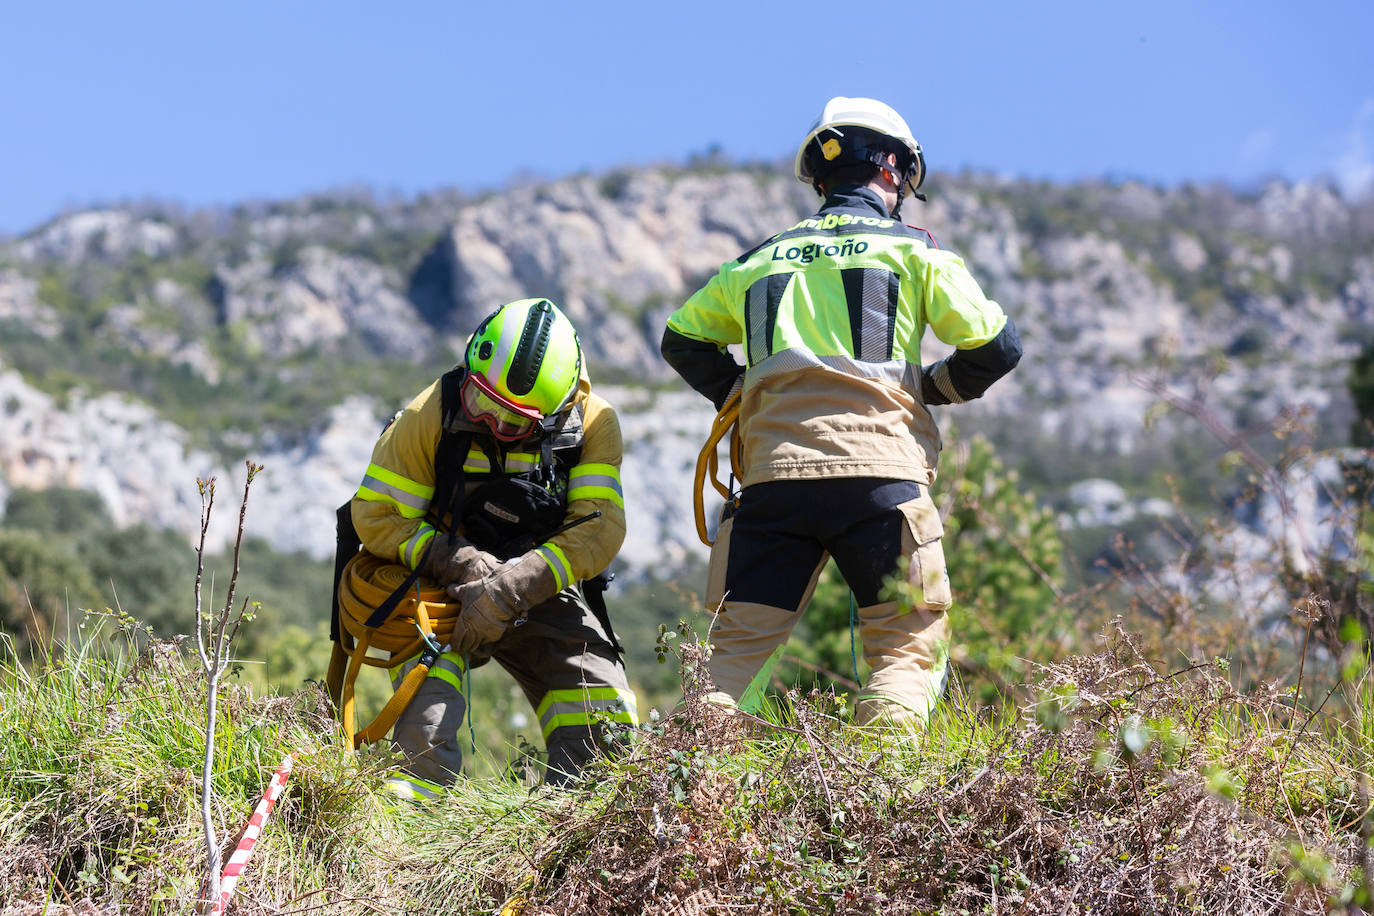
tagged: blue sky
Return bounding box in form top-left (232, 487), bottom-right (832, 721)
top-left (2, 0), bottom-right (1371, 235)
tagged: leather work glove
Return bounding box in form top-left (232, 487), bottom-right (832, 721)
top-left (445, 552), bottom-right (558, 656)
top-left (423, 533), bottom-right (501, 586)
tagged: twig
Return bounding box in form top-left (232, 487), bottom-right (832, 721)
top-left (972, 503), bottom-right (1065, 602)
top-left (949, 766), bottom-right (990, 797)
top-left (281, 896), bottom-right (392, 916)
top-left (1123, 662), bottom-right (1213, 703)
top-left (1132, 374), bottom-right (1314, 574)
top-left (39, 856), bottom-right (75, 908)
top-left (194, 461), bottom-right (264, 913)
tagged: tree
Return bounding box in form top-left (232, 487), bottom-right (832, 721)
top-left (2, 486), bottom-right (112, 534)
top-left (781, 432), bottom-right (1068, 706)
top-left (0, 529), bottom-right (103, 655)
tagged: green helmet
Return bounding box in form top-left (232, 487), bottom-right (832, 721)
top-left (464, 298), bottom-right (582, 420)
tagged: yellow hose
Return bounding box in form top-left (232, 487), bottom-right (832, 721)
top-left (693, 390), bottom-right (743, 546)
top-left (328, 551), bottom-right (464, 749)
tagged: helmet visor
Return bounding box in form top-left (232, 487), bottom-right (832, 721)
top-left (459, 372), bottom-right (542, 441)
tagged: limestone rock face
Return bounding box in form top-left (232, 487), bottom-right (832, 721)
top-left (1167, 232), bottom-right (1208, 273)
top-left (0, 364), bottom-right (381, 557)
top-left (99, 279), bottom-right (222, 382)
top-left (210, 246), bottom-right (433, 358)
top-left (0, 365), bottom-right (223, 540)
top-left (413, 171), bottom-right (812, 376)
top-left (605, 385), bottom-right (719, 573)
top-left (16, 210), bottom-right (179, 263)
top-left (0, 169), bottom-right (1372, 581)
top-left (0, 270), bottom-right (61, 338)
top-left (1256, 181), bottom-right (1351, 239)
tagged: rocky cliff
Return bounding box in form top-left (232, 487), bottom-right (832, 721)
top-left (0, 166), bottom-right (1370, 576)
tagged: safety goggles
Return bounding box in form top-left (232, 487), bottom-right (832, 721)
top-left (459, 371), bottom-right (542, 441)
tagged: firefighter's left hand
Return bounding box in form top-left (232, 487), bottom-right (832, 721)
top-left (445, 585), bottom-right (512, 655)
top-left (445, 552), bottom-right (556, 655)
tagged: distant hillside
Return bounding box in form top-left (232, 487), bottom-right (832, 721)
top-left (1, 166), bottom-right (1371, 574)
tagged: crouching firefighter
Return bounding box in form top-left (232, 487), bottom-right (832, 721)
top-left (329, 298), bottom-right (636, 796)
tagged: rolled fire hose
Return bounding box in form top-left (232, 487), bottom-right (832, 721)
top-left (328, 551), bottom-right (464, 749)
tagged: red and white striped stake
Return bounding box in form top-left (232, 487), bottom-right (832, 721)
top-left (208, 753), bottom-right (295, 916)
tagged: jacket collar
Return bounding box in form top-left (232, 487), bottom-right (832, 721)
top-left (819, 184), bottom-right (892, 219)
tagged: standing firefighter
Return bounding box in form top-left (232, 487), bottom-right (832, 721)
top-left (661, 97), bottom-right (1022, 727)
top-left (334, 298), bottom-right (635, 796)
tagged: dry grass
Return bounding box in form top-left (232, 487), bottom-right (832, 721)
top-left (1, 619), bottom-right (1368, 915)
top-left (500, 629), bottom-right (1370, 916)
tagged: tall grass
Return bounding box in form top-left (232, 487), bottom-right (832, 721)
top-left (0, 621), bottom-right (367, 912)
top-left (1, 620), bottom-right (1369, 914)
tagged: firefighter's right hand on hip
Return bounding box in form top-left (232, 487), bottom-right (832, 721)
top-left (423, 533), bottom-right (501, 586)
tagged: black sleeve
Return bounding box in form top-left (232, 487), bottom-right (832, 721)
top-left (660, 326), bottom-right (745, 410)
top-left (921, 317), bottom-right (1023, 406)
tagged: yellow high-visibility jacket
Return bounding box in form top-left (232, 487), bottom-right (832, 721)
top-left (663, 185), bottom-right (1021, 486)
top-left (350, 371), bottom-right (626, 594)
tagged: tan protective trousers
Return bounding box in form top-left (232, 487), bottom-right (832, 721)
top-left (704, 482), bottom-right (952, 726)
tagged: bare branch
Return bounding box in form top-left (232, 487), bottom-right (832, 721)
top-left (194, 476), bottom-right (215, 670)
top-left (193, 461), bottom-right (263, 913)
top-left (214, 462), bottom-right (263, 666)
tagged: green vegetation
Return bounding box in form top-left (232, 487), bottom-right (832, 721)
top-left (0, 413), bottom-right (1370, 911)
top-left (2, 171), bottom-right (1373, 910)
top-left (0, 619), bottom-right (1368, 913)
top-left (0, 487), bottom-right (334, 684)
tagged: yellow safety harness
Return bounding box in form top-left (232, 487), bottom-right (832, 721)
top-left (326, 551), bottom-right (464, 749)
top-left (692, 390), bottom-right (743, 546)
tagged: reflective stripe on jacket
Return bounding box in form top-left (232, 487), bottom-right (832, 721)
top-left (351, 373), bottom-right (626, 580)
top-left (665, 185), bottom-right (1012, 486)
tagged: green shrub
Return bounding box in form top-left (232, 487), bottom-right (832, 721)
top-left (0, 529), bottom-right (103, 654)
top-left (777, 433), bottom-right (1069, 707)
top-left (2, 485), bottom-right (112, 533)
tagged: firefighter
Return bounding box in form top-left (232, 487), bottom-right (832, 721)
top-left (348, 298), bottom-right (635, 796)
top-left (661, 97), bottom-right (1022, 727)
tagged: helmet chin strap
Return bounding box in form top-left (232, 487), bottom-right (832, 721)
top-left (890, 162), bottom-right (926, 221)
top-left (882, 166), bottom-right (909, 220)
top-left (536, 413), bottom-right (563, 485)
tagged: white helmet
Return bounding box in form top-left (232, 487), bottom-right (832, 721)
top-left (794, 96), bottom-right (926, 199)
